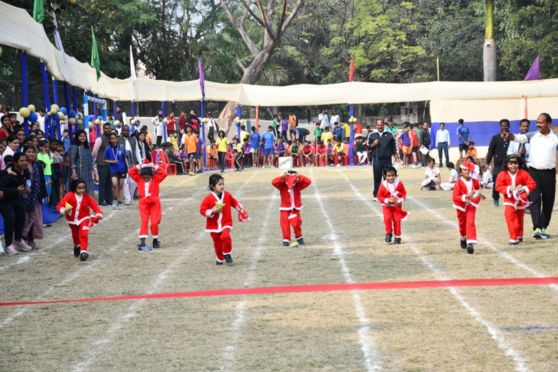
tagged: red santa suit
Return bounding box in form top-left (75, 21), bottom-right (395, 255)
top-left (129, 165), bottom-right (168, 239)
top-left (271, 174), bottom-right (312, 243)
top-left (495, 169), bottom-right (536, 242)
top-left (199, 191), bottom-right (244, 262)
top-left (377, 178), bottom-right (408, 237)
top-left (452, 164), bottom-right (482, 244)
top-left (57, 192), bottom-right (103, 251)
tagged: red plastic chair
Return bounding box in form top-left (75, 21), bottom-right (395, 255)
top-left (158, 150), bottom-right (177, 175)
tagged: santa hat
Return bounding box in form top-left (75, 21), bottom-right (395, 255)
top-left (460, 161), bottom-right (475, 173)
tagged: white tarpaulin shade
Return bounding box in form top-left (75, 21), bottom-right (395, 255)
top-left (1, 1), bottom-right (558, 109)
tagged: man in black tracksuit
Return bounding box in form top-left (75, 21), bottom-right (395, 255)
top-left (367, 118), bottom-right (396, 200)
top-left (485, 119), bottom-right (511, 207)
top-left (420, 122), bottom-right (431, 166)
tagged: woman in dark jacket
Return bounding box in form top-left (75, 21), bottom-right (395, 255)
top-left (22, 145), bottom-right (48, 249)
top-left (0, 152), bottom-right (32, 255)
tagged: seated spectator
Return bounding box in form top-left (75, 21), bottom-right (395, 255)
top-left (440, 162), bottom-right (458, 191)
top-left (421, 158), bottom-right (440, 190)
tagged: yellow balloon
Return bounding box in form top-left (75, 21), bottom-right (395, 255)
top-left (69, 118), bottom-right (76, 125)
top-left (19, 107), bottom-right (31, 118)
top-left (94, 119), bottom-right (101, 125)
top-left (50, 104), bottom-right (59, 113)
top-left (88, 121), bottom-right (94, 128)
top-left (27, 104), bottom-right (36, 113)
top-left (78, 119), bottom-right (83, 125)
top-left (114, 120), bottom-right (121, 126)
top-left (57, 112), bottom-right (65, 120)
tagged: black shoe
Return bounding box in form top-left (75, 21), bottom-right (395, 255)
top-left (80, 251), bottom-right (89, 261)
top-left (385, 234), bottom-right (392, 243)
top-left (224, 254), bottom-right (233, 265)
top-left (297, 238), bottom-right (305, 245)
top-left (283, 241), bottom-right (289, 247)
top-left (73, 246), bottom-right (80, 257)
top-left (518, 237), bottom-right (523, 242)
top-left (216, 260), bottom-right (224, 265)
top-left (152, 239), bottom-right (160, 249)
top-left (460, 239), bottom-right (467, 249)
top-left (394, 237), bottom-right (401, 244)
top-left (467, 244), bottom-right (474, 254)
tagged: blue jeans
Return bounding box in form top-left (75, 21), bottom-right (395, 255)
top-left (437, 142), bottom-right (449, 166)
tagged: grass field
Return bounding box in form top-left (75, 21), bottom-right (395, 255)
top-left (1, 166), bottom-right (557, 371)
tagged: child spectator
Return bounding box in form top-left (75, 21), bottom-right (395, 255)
top-left (480, 164), bottom-right (493, 189)
top-left (355, 135), bottom-right (368, 165)
top-left (421, 158), bottom-right (440, 190)
top-left (199, 174), bottom-right (248, 265)
top-left (377, 166), bottom-right (408, 244)
top-left (440, 162), bottom-right (458, 191)
top-left (215, 130), bottom-right (228, 172)
top-left (103, 133), bottom-right (128, 209)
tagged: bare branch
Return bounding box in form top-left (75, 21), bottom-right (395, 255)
top-left (219, 0), bottom-right (260, 57)
top-left (279, 0), bottom-right (304, 34)
top-left (238, 0), bottom-right (276, 41)
top-left (236, 55), bottom-right (248, 73)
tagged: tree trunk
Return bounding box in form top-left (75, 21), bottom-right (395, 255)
top-left (483, 0), bottom-right (496, 81)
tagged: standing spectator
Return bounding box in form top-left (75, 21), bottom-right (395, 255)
top-left (206, 112), bottom-right (218, 143)
top-left (103, 133), bottom-right (128, 209)
top-left (166, 111), bottom-right (176, 135)
top-left (507, 119), bottom-right (531, 167)
top-left (313, 122), bottom-right (323, 146)
top-left (485, 119), bottom-right (511, 207)
top-left (152, 110), bottom-right (164, 147)
top-left (177, 111), bottom-right (187, 142)
top-left (2, 135), bottom-right (20, 161)
top-left (116, 106), bottom-right (128, 125)
top-left (0, 114), bottom-right (15, 139)
top-left (319, 110), bottom-right (330, 130)
top-left (183, 126), bottom-right (198, 175)
top-left (188, 110), bottom-right (200, 133)
top-left (288, 112), bottom-right (297, 141)
top-left (332, 122), bottom-right (343, 142)
top-left (420, 122), bottom-right (431, 166)
top-left (70, 130), bottom-right (95, 193)
top-left (216, 130), bottom-right (228, 172)
top-left (119, 125), bottom-right (138, 205)
top-left (368, 118), bottom-right (396, 201)
top-left (92, 123), bottom-right (113, 206)
top-left (280, 114), bottom-right (288, 140)
top-left (37, 140), bottom-right (53, 200)
top-left (508, 113), bottom-right (557, 239)
top-left (409, 124), bottom-right (419, 166)
top-left (457, 119), bottom-right (470, 159)
top-left (435, 122), bottom-right (451, 167)
top-left (262, 126), bottom-right (276, 167)
top-left (22, 145), bottom-right (47, 249)
top-left (135, 131), bottom-right (152, 165)
top-left (249, 127), bottom-right (260, 167)
top-left (271, 114), bottom-right (280, 138)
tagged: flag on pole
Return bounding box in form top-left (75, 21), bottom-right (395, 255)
top-left (524, 55), bottom-right (541, 81)
top-left (33, 0), bottom-right (44, 23)
top-left (348, 58), bottom-right (355, 82)
top-left (90, 27), bottom-right (101, 81)
top-left (198, 58), bottom-right (205, 99)
top-left (130, 45), bottom-right (137, 80)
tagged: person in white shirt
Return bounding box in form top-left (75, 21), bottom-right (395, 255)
top-left (421, 158), bottom-right (440, 190)
top-left (507, 113), bottom-right (558, 239)
top-left (435, 122), bottom-right (451, 167)
top-left (480, 164), bottom-right (493, 189)
top-left (506, 119), bottom-right (530, 167)
top-left (152, 111), bottom-right (164, 147)
top-left (318, 110), bottom-right (330, 130)
top-left (440, 162), bottom-right (459, 191)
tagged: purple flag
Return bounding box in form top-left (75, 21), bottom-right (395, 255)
top-left (198, 58), bottom-right (205, 99)
top-left (524, 55), bottom-right (541, 81)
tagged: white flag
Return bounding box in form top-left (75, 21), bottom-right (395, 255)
top-left (130, 45), bottom-right (137, 80)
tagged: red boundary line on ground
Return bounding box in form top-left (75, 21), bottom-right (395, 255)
top-left (1, 277), bottom-right (556, 308)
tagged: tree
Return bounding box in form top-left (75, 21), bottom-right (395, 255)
top-left (218, 0), bottom-right (304, 126)
top-left (483, 0), bottom-right (496, 81)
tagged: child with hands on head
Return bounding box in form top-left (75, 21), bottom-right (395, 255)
top-left (199, 174), bottom-right (248, 265)
top-left (57, 179), bottom-right (103, 261)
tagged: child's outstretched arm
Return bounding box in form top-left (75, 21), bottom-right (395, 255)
top-left (297, 175), bottom-right (312, 190)
top-left (86, 194), bottom-right (104, 219)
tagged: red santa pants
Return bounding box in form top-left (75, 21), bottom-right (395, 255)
top-left (456, 206), bottom-right (477, 243)
top-left (382, 206), bottom-right (402, 237)
top-left (138, 198), bottom-right (162, 238)
top-left (70, 222), bottom-right (90, 251)
top-left (504, 206), bottom-right (525, 242)
top-left (280, 210), bottom-right (302, 242)
top-left (210, 228), bottom-right (232, 262)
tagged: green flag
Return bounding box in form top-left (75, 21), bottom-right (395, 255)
top-left (33, 0), bottom-right (44, 23)
top-left (90, 27), bottom-right (101, 81)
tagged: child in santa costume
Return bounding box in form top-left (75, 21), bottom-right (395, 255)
top-left (495, 154), bottom-right (536, 244)
top-left (452, 160), bottom-right (482, 254)
top-left (129, 162), bottom-right (168, 251)
top-left (199, 174), bottom-right (248, 265)
top-left (57, 179), bottom-right (103, 261)
top-left (377, 166), bottom-right (408, 244)
top-left (271, 170), bottom-right (312, 247)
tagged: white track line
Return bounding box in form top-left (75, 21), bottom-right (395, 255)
top-left (311, 168), bottom-right (381, 372)
top-left (409, 195), bottom-right (558, 292)
top-left (72, 170), bottom-right (258, 372)
top-left (220, 194), bottom-right (276, 371)
top-left (338, 169), bottom-right (529, 372)
top-left (0, 196), bottom-right (193, 330)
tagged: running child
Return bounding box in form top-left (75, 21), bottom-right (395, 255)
top-left (452, 161), bottom-right (482, 254)
top-left (377, 166), bottom-right (408, 244)
top-left (199, 174), bottom-right (248, 265)
top-left (57, 179), bottom-right (103, 261)
top-left (129, 162), bottom-right (168, 251)
top-left (271, 170), bottom-right (312, 247)
top-left (494, 154), bottom-right (536, 244)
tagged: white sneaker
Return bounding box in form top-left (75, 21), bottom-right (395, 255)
top-left (5, 245), bottom-right (18, 256)
top-left (0, 240), bottom-right (4, 255)
top-left (15, 240), bottom-right (32, 252)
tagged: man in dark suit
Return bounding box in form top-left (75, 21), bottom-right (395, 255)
top-left (367, 118), bottom-right (396, 201)
top-left (485, 119), bottom-right (511, 207)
